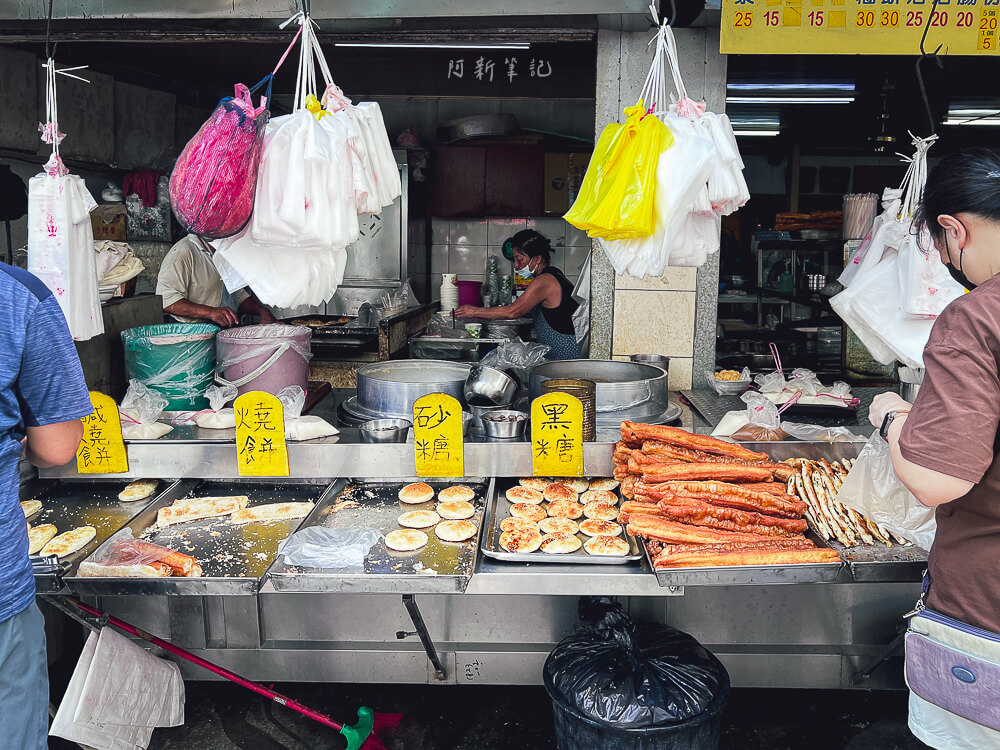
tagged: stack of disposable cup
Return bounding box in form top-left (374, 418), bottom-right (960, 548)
top-left (440, 273), bottom-right (459, 313)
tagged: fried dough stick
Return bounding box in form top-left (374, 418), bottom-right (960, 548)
top-left (654, 547), bottom-right (841, 568)
top-left (626, 514), bottom-right (775, 545)
top-left (621, 421), bottom-right (769, 462)
top-left (656, 496), bottom-right (808, 536)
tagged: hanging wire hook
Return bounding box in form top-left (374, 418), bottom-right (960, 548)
top-left (915, 0), bottom-right (944, 137)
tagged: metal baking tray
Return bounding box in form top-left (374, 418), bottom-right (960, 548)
top-left (825, 537), bottom-right (927, 582)
top-left (267, 478), bottom-right (492, 594)
top-left (481, 479), bottom-right (643, 565)
top-left (643, 532), bottom-right (844, 587)
top-left (21, 478), bottom-right (175, 591)
top-left (65, 478), bottom-right (334, 596)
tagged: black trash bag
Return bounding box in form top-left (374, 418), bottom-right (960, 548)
top-left (544, 604), bottom-right (729, 730)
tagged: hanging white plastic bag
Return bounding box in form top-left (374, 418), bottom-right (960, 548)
top-left (120, 380), bottom-right (173, 440)
top-left (838, 188), bottom-right (903, 287)
top-left (276, 385), bottom-right (339, 441)
top-left (836, 434), bottom-right (936, 550)
top-left (28, 60), bottom-right (103, 342)
top-left (898, 232), bottom-right (964, 319)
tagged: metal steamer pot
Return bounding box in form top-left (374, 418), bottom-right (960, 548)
top-left (529, 359), bottom-right (671, 427)
top-left (342, 360), bottom-right (472, 424)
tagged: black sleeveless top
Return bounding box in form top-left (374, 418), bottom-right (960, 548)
top-left (537, 266), bottom-right (579, 336)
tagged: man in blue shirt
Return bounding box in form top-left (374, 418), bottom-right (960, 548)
top-left (1, 262), bottom-right (93, 749)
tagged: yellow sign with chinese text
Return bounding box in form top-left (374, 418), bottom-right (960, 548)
top-left (76, 391), bottom-right (128, 474)
top-left (234, 391), bottom-right (289, 477)
top-left (722, 0), bottom-right (1000, 55)
top-left (412, 393), bottom-right (464, 478)
top-left (531, 392), bottom-right (583, 477)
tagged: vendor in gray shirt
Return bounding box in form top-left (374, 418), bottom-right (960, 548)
top-left (156, 235), bottom-right (274, 327)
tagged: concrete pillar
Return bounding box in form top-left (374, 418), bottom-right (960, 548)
top-left (590, 27), bottom-right (727, 390)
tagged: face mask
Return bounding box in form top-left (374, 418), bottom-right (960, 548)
top-left (944, 233), bottom-right (977, 291)
top-left (517, 259), bottom-right (535, 279)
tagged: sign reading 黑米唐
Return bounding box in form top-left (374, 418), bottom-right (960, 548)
top-left (722, 0), bottom-right (1000, 55)
top-left (531, 392), bottom-right (584, 478)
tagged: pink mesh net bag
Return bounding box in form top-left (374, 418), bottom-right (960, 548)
top-left (169, 79), bottom-right (271, 239)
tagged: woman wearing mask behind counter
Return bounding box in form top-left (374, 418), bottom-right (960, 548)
top-left (867, 148), bottom-right (1000, 749)
top-left (455, 230), bottom-right (579, 359)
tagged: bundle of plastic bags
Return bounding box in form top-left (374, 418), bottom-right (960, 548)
top-left (214, 14), bottom-right (401, 308)
top-left (831, 134), bottom-right (963, 368)
top-left (28, 60), bottom-right (103, 341)
top-left (593, 21), bottom-right (747, 276)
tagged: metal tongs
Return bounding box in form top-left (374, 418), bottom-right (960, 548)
top-left (30, 553), bottom-right (66, 576)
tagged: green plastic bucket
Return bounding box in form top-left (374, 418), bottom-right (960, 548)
top-left (122, 323), bottom-right (219, 410)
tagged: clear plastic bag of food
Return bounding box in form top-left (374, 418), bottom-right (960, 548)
top-left (276, 385), bottom-right (339, 441)
top-left (754, 370), bottom-right (787, 394)
top-left (782, 422), bottom-right (865, 442)
top-left (278, 526), bottom-right (380, 569)
top-left (120, 380), bottom-right (173, 440)
top-left (731, 391), bottom-right (788, 441)
top-left (190, 384), bottom-right (238, 429)
top-left (77, 529), bottom-right (200, 578)
top-left (479, 338), bottom-right (551, 388)
top-left (789, 368), bottom-right (824, 396)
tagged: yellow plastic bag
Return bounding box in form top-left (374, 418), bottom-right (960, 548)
top-left (564, 101), bottom-right (672, 240)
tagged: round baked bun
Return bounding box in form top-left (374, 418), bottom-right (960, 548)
top-left (500, 528), bottom-right (543, 553)
top-left (519, 477), bottom-right (552, 492)
top-left (555, 478), bottom-right (590, 494)
top-left (398, 483), bottom-right (435, 504)
top-left (540, 532), bottom-right (582, 554)
top-left (583, 502), bottom-right (619, 521)
top-left (584, 535), bottom-right (630, 556)
top-left (438, 485), bottom-right (475, 503)
top-left (398, 510), bottom-right (440, 529)
top-left (506, 486), bottom-right (543, 505)
top-left (385, 529), bottom-right (428, 551)
top-left (509, 503), bottom-right (547, 522)
top-left (543, 483), bottom-right (576, 503)
top-left (437, 500), bottom-right (475, 520)
top-left (539, 517), bottom-right (580, 535)
top-left (501, 517), bottom-right (539, 533)
top-left (435, 519), bottom-right (477, 542)
top-left (589, 478), bottom-right (620, 491)
top-left (579, 519), bottom-right (623, 537)
top-left (546, 500), bottom-right (584, 520)
top-left (580, 490), bottom-right (618, 506)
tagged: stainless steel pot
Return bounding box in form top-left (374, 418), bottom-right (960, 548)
top-left (469, 403), bottom-right (506, 433)
top-left (464, 364), bottom-right (517, 407)
top-left (529, 359), bottom-right (671, 427)
top-left (353, 360), bottom-right (471, 420)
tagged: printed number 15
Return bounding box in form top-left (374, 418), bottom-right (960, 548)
top-left (809, 10), bottom-right (824, 26)
top-left (765, 10), bottom-right (779, 26)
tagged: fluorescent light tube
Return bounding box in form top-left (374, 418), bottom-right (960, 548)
top-left (726, 96), bottom-right (854, 104)
top-left (334, 42), bottom-right (530, 50)
top-left (733, 130), bottom-right (781, 137)
top-left (727, 82), bottom-right (855, 92)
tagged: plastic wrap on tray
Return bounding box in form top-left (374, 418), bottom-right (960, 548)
top-left (77, 529), bottom-right (201, 578)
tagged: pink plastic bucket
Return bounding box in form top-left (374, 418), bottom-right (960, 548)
top-left (215, 324), bottom-right (312, 396)
top-left (458, 280), bottom-right (483, 307)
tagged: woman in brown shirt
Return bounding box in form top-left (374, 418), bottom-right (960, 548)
top-left (869, 148), bottom-right (1000, 635)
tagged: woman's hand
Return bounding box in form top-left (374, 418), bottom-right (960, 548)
top-left (455, 305), bottom-right (481, 318)
top-left (869, 392), bottom-right (913, 429)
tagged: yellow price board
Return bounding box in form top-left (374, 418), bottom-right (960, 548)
top-left (76, 391), bottom-right (128, 474)
top-left (722, 0), bottom-right (999, 55)
top-left (234, 391), bottom-right (289, 477)
top-left (412, 393), bottom-right (465, 478)
top-left (530, 392), bottom-right (584, 477)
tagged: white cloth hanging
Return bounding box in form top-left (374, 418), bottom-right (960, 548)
top-left (28, 59), bottom-right (103, 341)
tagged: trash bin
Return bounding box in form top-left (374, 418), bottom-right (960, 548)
top-left (543, 604), bottom-right (730, 750)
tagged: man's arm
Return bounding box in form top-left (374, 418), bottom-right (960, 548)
top-left (164, 299), bottom-right (238, 327)
top-left (238, 293), bottom-right (275, 324)
top-left (25, 421), bottom-right (84, 468)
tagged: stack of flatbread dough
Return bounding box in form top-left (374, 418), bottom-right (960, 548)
top-left (384, 482), bottom-right (479, 552)
top-left (499, 477), bottom-right (630, 557)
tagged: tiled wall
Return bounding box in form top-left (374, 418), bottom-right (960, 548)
top-left (611, 268), bottom-right (698, 391)
top-left (426, 217), bottom-right (591, 299)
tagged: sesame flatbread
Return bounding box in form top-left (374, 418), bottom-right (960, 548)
top-left (540, 532), bottom-right (582, 554)
top-left (118, 479), bottom-right (159, 502)
top-left (538, 517), bottom-right (580, 535)
top-left (436, 500), bottom-right (475, 520)
top-left (555, 478), bottom-right (590, 494)
top-left (580, 490), bottom-right (618, 506)
top-left (519, 477), bottom-right (552, 492)
top-left (399, 483), bottom-right (435, 504)
top-left (589, 478), bottom-right (620, 491)
top-left (20, 500), bottom-right (42, 519)
top-left (40, 525), bottom-right (96, 558)
top-left (583, 502), bottom-right (619, 522)
top-left (499, 528), bottom-right (543, 554)
top-left (546, 500), bottom-right (584, 520)
top-left (438, 485), bottom-right (475, 503)
top-left (509, 503), bottom-right (547, 522)
top-left (385, 529), bottom-right (428, 552)
top-left (543, 483), bottom-right (577, 503)
top-left (584, 535), bottom-right (630, 556)
top-left (27, 524), bottom-right (58, 555)
top-left (398, 510), bottom-right (441, 529)
top-left (230, 502), bottom-right (314, 525)
top-left (579, 519), bottom-right (623, 537)
top-left (501, 517), bottom-right (539, 534)
top-left (505, 486), bottom-right (543, 504)
top-left (435, 519), bottom-right (477, 542)
top-left (157, 496), bottom-right (249, 528)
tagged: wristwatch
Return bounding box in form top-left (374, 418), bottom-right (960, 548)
top-left (879, 410), bottom-right (910, 440)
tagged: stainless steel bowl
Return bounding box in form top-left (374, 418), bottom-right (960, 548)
top-left (462, 412), bottom-right (473, 435)
top-left (358, 418), bottom-right (412, 443)
top-left (629, 354), bottom-right (670, 376)
top-left (470, 403), bottom-right (506, 433)
top-left (464, 364), bottom-right (517, 407)
top-left (481, 410), bottom-right (528, 439)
